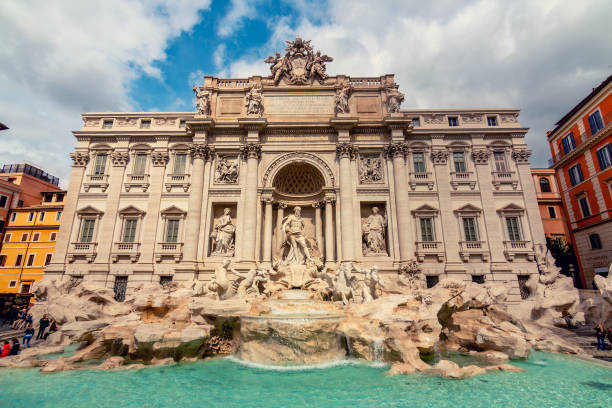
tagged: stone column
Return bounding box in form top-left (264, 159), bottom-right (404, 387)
top-left (241, 143), bottom-right (262, 261)
top-left (336, 143), bottom-right (357, 261)
top-left (262, 197), bottom-right (273, 262)
top-left (313, 202), bottom-right (323, 254)
top-left (197, 151), bottom-right (214, 261)
top-left (385, 143), bottom-right (413, 262)
top-left (275, 202), bottom-right (286, 255)
top-left (140, 148), bottom-right (168, 265)
top-left (183, 143), bottom-right (211, 262)
top-left (431, 146), bottom-right (460, 263)
top-left (324, 197), bottom-right (335, 262)
top-left (512, 148), bottom-right (546, 243)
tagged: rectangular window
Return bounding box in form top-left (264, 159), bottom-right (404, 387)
top-left (8, 280), bottom-right (17, 288)
top-left (578, 196), bottom-right (591, 218)
top-left (4, 234), bottom-right (11, 242)
top-left (26, 254), bottom-right (35, 266)
top-left (493, 151), bottom-right (507, 172)
top-left (45, 253), bottom-right (53, 266)
top-left (548, 206), bottom-right (556, 219)
top-left (561, 132), bottom-right (576, 154)
top-left (426, 275), bottom-right (439, 289)
top-left (588, 110), bottom-right (604, 136)
top-left (596, 144), bottom-right (612, 171)
top-left (419, 217), bottom-right (435, 242)
top-left (114, 276), bottom-right (128, 302)
top-left (568, 164), bottom-right (584, 186)
top-left (0, 255), bottom-right (6, 266)
top-left (39, 211), bottom-right (45, 221)
top-left (411, 117), bottom-right (420, 127)
top-left (79, 219), bottom-right (96, 243)
top-left (32, 233), bottom-right (40, 242)
top-left (17, 200), bottom-right (23, 207)
top-left (140, 119), bottom-right (151, 129)
top-left (94, 153), bottom-right (107, 175)
top-left (56, 193), bottom-right (64, 202)
top-left (0, 195), bottom-right (7, 208)
top-left (448, 117), bottom-right (458, 126)
top-left (27, 212), bottom-right (34, 222)
top-left (122, 219), bottom-right (138, 243)
top-left (487, 116), bottom-right (497, 126)
top-left (21, 233), bottom-right (28, 241)
top-left (10, 213), bottom-right (16, 222)
top-left (132, 153), bottom-right (147, 175)
top-left (44, 194), bottom-right (53, 202)
top-left (412, 152), bottom-right (426, 173)
top-left (20, 283), bottom-right (32, 294)
top-left (179, 120), bottom-right (186, 129)
top-left (589, 233), bottom-right (602, 250)
top-left (14, 254), bottom-right (23, 266)
top-left (462, 217), bottom-right (479, 242)
top-left (506, 216), bottom-right (522, 241)
top-left (56, 211), bottom-right (62, 221)
top-left (173, 153), bottom-right (187, 174)
top-left (102, 120), bottom-right (113, 129)
top-left (50, 232), bottom-right (56, 241)
top-left (453, 152), bottom-right (466, 172)
top-left (472, 275), bottom-right (485, 284)
top-left (160, 275), bottom-right (173, 286)
top-left (166, 219), bottom-right (180, 243)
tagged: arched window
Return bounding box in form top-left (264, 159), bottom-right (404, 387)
top-left (539, 177), bottom-right (551, 193)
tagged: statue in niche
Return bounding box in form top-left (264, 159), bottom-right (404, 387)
top-left (192, 86), bottom-right (210, 116)
top-left (245, 83), bottom-right (263, 116)
top-left (206, 258), bottom-right (237, 300)
top-left (210, 208), bottom-right (235, 256)
top-left (214, 156), bottom-right (239, 183)
top-left (359, 156), bottom-right (383, 183)
top-left (334, 83), bottom-right (352, 114)
top-left (362, 206), bottom-right (388, 256)
top-left (385, 84), bottom-right (405, 113)
top-left (280, 206), bottom-right (313, 265)
top-left (354, 265), bottom-right (385, 302)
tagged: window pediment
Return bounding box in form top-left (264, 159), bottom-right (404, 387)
top-left (118, 205), bottom-right (146, 217)
top-left (454, 204), bottom-right (481, 214)
top-left (161, 205), bottom-right (187, 218)
top-left (497, 203), bottom-right (524, 214)
top-left (76, 205), bottom-right (104, 216)
top-left (412, 204), bottom-right (439, 215)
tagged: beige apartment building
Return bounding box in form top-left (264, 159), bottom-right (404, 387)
top-left (46, 38), bottom-right (545, 302)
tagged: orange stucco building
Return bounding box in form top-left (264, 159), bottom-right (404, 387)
top-left (547, 74), bottom-right (612, 288)
top-left (531, 168), bottom-right (571, 242)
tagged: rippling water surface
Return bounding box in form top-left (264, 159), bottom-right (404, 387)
top-left (0, 352), bottom-right (610, 407)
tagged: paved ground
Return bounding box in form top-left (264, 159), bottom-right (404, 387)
top-left (549, 324), bottom-right (612, 363)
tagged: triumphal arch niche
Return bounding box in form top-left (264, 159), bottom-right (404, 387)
top-left (54, 36), bottom-right (545, 301)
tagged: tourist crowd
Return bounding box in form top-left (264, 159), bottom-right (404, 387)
top-left (1, 305), bottom-right (59, 357)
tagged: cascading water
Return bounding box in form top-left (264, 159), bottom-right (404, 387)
top-left (371, 339), bottom-right (384, 362)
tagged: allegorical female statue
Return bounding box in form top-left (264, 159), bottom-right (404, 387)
top-left (210, 208), bottom-right (235, 256)
top-left (362, 206), bottom-right (387, 255)
top-left (281, 206), bottom-right (312, 265)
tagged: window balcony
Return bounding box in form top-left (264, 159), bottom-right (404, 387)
top-left (67, 242), bottom-right (98, 263)
top-left (125, 174), bottom-right (150, 192)
top-left (450, 171), bottom-right (476, 190)
top-left (459, 240), bottom-right (489, 262)
top-left (111, 242), bottom-right (141, 263)
top-left (415, 241), bottom-right (445, 262)
top-left (83, 174), bottom-right (109, 192)
top-left (165, 173), bottom-right (191, 192)
top-left (503, 240), bottom-right (535, 262)
top-left (155, 242), bottom-right (184, 262)
top-left (491, 171), bottom-right (518, 190)
top-left (409, 171), bottom-right (434, 190)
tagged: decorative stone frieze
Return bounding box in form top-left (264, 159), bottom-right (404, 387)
top-left (214, 156), bottom-right (239, 183)
top-left (150, 151), bottom-right (170, 167)
top-left (383, 142), bottom-right (407, 159)
top-left (423, 114), bottom-right (445, 125)
top-left (359, 154), bottom-right (383, 183)
top-left (500, 113), bottom-right (519, 123)
top-left (335, 142), bottom-right (358, 160)
top-left (460, 113), bottom-right (483, 124)
top-left (115, 118), bottom-right (138, 127)
top-left (154, 118), bottom-right (176, 126)
top-left (471, 149), bottom-right (491, 165)
top-left (70, 152), bottom-right (90, 167)
top-left (430, 149), bottom-right (450, 165)
top-left (110, 151), bottom-right (129, 167)
top-left (84, 119), bottom-right (100, 127)
top-left (511, 149), bottom-right (532, 164)
top-left (240, 143), bottom-right (262, 160)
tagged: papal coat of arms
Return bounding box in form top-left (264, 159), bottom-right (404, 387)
top-left (264, 36), bottom-right (333, 85)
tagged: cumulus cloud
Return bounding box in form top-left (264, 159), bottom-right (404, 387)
top-left (0, 0), bottom-right (211, 186)
top-left (226, 0), bottom-right (612, 166)
top-left (217, 0), bottom-right (259, 38)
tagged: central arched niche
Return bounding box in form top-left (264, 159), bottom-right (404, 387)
top-left (272, 162), bottom-right (325, 196)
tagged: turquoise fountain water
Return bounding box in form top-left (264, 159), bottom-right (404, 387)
top-left (0, 352), bottom-right (610, 407)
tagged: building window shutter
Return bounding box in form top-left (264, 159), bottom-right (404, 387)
top-left (166, 219), bottom-right (179, 243)
top-left (132, 154), bottom-right (147, 175)
top-left (173, 153), bottom-right (187, 174)
top-left (419, 217), bottom-right (434, 242)
top-left (122, 219), bottom-right (138, 243)
top-left (506, 217), bottom-right (521, 241)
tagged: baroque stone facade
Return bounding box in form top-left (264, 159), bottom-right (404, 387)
top-left (46, 38), bottom-right (545, 303)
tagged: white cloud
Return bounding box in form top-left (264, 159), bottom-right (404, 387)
top-left (217, 0), bottom-right (259, 38)
top-left (0, 0), bottom-right (211, 186)
top-left (224, 0), bottom-right (612, 167)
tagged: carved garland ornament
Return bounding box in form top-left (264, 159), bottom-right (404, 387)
top-left (110, 151), bottom-right (130, 166)
top-left (240, 143), bottom-right (262, 160)
top-left (422, 114), bottom-right (445, 125)
top-left (430, 149), bottom-right (450, 165)
top-left (471, 149), bottom-right (491, 165)
top-left (336, 142), bottom-right (358, 160)
top-left (460, 113), bottom-right (483, 124)
top-left (263, 151), bottom-right (335, 187)
top-left (512, 149), bottom-right (532, 164)
top-left (70, 152), bottom-right (90, 167)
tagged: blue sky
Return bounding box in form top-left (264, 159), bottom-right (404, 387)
top-left (1, 0), bottom-right (612, 186)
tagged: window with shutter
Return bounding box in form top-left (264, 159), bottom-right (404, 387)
top-left (412, 152), bottom-right (426, 173)
top-left (493, 152), bottom-right (507, 172)
top-left (419, 217), bottom-right (434, 242)
top-left (453, 152), bottom-right (466, 172)
top-left (173, 153), bottom-right (187, 174)
top-left (122, 219), bottom-right (138, 242)
top-left (505, 217), bottom-right (521, 241)
top-left (94, 154), bottom-right (107, 175)
top-left (596, 144), bottom-right (612, 170)
top-left (588, 111), bottom-right (604, 135)
top-left (132, 154), bottom-right (147, 175)
top-left (80, 219), bottom-right (96, 243)
top-left (462, 217), bottom-right (478, 242)
top-left (166, 219), bottom-right (180, 243)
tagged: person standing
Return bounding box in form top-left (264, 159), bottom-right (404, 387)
top-left (37, 314), bottom-right (50, 340)
top-left (9, 338), bottom-right (20, 355)
top-left (595, 323), bottom-right (606, 350)
top-left (22, 324), bottom-right (34, 348)
top-left (43, 320), bottom-right (57, 340)
top-left (1, 340), bottom-right (10, 357)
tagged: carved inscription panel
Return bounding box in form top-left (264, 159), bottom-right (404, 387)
top-left (265, 95), bottom-right (334, 115)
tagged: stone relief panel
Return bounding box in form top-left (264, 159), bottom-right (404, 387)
top-left (500, 113), bottom-right (519, 123)
top-left (359, 154), bottom-right (384, 184)
top-left (245, 83), bottom-right (264, 116)
top-left (214, 155), bottom-right (240, 184)
top-left (264, 36), bottom-right (333, 85)
top-left (460, 113), bottom-right (482, 124)
top-left (209, 204), bottom-right (237, 257)
top-left (361, 203), bottom-right (389, 256)
top-left (423, 114), bottom-right (445, 125)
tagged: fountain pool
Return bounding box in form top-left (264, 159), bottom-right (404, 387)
top-left (0, 352), bottom-right (610, 407)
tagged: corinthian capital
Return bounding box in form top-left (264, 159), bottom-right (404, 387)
top-left (240, 143), bottom-right (262, 160)
top-left (110, 151), bottom-right (130, 167)
top-left (383, 142), bottom-right (408, 159)
top-left (430, 149), bottom-right (449, 165)
top-left (335, 142), bottom-right (358, 160)
top-left (511, 148), bottom-right (532, 164)
top-left (70, 152), bottom-right (90, 167)
top-left (471, 148), bottom-right (491, 165)
top-left (151, 150), bottom-right (170, 167)
top-left (188, 143), bottom-right (213, 161)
